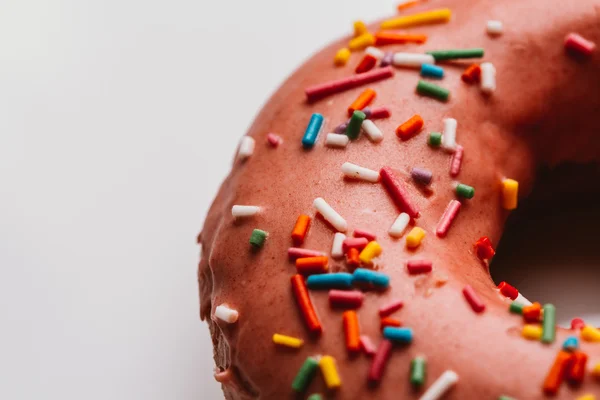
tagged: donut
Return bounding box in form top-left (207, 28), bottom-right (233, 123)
top-left (198, 0), bottom-right (600, 398)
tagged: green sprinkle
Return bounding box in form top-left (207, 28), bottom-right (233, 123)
top-left (410, 356), bottom-right (426, 387)
top-left (292, 357), bottom-right (319, 392)
top-left (426, 48), bottom-right (485, 61)
top-left (509, 301), bottom-right (524, 315)
top-left (307, 395), bottom-right (323, 400)
top-left (346, 110), bottom-right (366, 140)
top-left (542, 304), bottom-right (556, 344)
top-left (249, 229), bottom-right (268, 248)
top-left (498, 396), bottom-right (517, 400)
top-left (456, 183), bottom-right (475, 199)
top-left (416, 80), bottom-right (450, 102)
top-left (428, 132), bottom-right (442, 147)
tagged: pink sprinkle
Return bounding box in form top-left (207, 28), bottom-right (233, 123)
top-left (329, 290), bottom-right (364, 308)
top-left (436, 200), bottom-right (461, 238)
top-left (305, 67), bottom-right (394, 102)
top-left (571, 318), bottom-right (585, 330)
top-left (450, 145), bottom-right (463, 177)
top-left (342, 237), bottom-right (369, 253)
top-left (360, 335), bottom-right (377, 356)
top-left (379, 299), bottom-right (404, 317)
top-left (368, 339), bottom-right (393, 385)
top-left (266, 133), bottom-right (282, 147)
top-left (354, 229), bottom-right (376, 241)
top-left (287, 247), bottom-right (325, 260)
top-left (565, 33), bottom-right (596, 57)
top-left (407, 260), bottom-right (433, 274)
top-left (368, 106), bottom-right (391, 119)
top-left (463, 285), bottom-right (486, 313)
top-left (380, 166), bottom-right (419, 218)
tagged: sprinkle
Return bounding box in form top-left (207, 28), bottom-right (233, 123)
top-left (592, 362), bottom-right (600, 379)
top-left (416, 80), bottom-right (450, 102)
top-left (498, 396), bottom-right (517, 400)
top-left (380, 166), bottom-right (420, 218)
top-left (334, 48), bottom-right (351, 66)
top-left (305, 66), bottom-right (394, 102)
top-left (334, 122), bottom-right (348, 134)
top-left (346, 110), bottom-right (366, 140)
top-left (421, 64), bottom-right (444, 79)
top-left (359, 241), bottom-right (383, 264)
top-left (486, 20), bottom-right (503, 36)
top-left (406, 227), bottom-right (426, 249)
top-left (291, 274), bottom-right (322, 334)
top-left (231, 205), bottom-right (261, 218)
top-left (397, 0), bottom-right (420, 11)
top-left (343, 310), bottom-right (361, 352)
top-left (360, 335), bottom-right (377, 356)
top-left (353, 20), bottom-right (368, 37)
top-left (564, 33), bottom-right (596, 57)
top-left (407, 259), bottom-right (433, 274)
top-left (306, 273), bottom-right (354, 289)
top-left (522, 324), bottom-right (543, 340)
top-left (509, 301), bottom-right (524, 315)
top-left (348, 89), bottom-right (376, 116)
top-left (292, 215), bottom-right (311, 245)
top-left (428, 132), bottom-right (443, 147)
top-left (380, 52), bottom-right (394, 67)
top-left (436, 200), bottom-right (461, 237)
top-left (354, 229), bottom-right (376, 241)
top-left (502, 179), bottom-right (519, 210)
top-left (237, 136), bottom-right (255, 160)
top-left (381, 317), bottom-right (402, 329)
top-left (456, 183), bottom-right (475, 199)
top-left (448, 146), bottom-right (464, 178)
top-left (296, 256), bottom-right (329, 275)
top-left (461, 64), bottom-right (481, 83)
top-left (362, 119), bottom-right (384, 142)
top-left (343, 237), bottom-right (369, 252)
top-left (302, 113), bottom-right (324, 149)
top-left (292, 356), bottom-right (320, 392)
top-left (543, 351), bottom-right (573, 395)
top-left (330, 290), bottom-right (364, 309)
top-left (419, 370), bottom-right (459, 400)
top-left (514, 292), bottom-right (532, 307)
top-left (249, 229), bottom-right (268, 248)
top-left (463, 285), bottom-right (486, 313)
top-left (571, 318), bottom-right (585, 330)
top-left (389, 212), bottom-right (410, 238)
top-left (392, 52), bottom-right (435, 67)
top-left (498, 281), bottom-right (518, 300)
top-left (346, 247), bottom-right (361, 268)
top-left (567, 351), bottom-right (588, 385)
top-left (411, 167), bottom-right (433, 185)
top-left (396, 114), bottom-right (424, 140)
top-left (313, 197), bottom-right (347, 232)
top-left (427, 48), bottom-right (484, 61)
top-left (441, 118), bottom-right (457, 152)
top-left (288, 248), bottom-right (326, 260)
top-left (375, 32), bottom-right (428, 46)
top-left (379, 299), bottom-right (404, 317)
top-left (342, 162), bottom-right (380, 182)
top-left (365, 46), bottom-right (385, 60)
top-left (410, 357), bottom-right (427, 387)
top-left (319, 356), bottom-right (341, 390)
top-left (272, 333), bottom-right (304, 349)
top-left (474, 237), bottom-right (496, 262)
top-left (581, 325), bottom-right (600, 342)
top-left (542, 304), bottom-right (556, 344)
top-left (331, 232), bottom-right (346, 259)
top-left (523, 302), bottom-right (542, 323)
top-left (563, 336), bottom-right (580, 352)
top-left (576, 395), bottom-right (596, 400)
top-left (369, 106), bottom-right (391, 119)
top-left (353, 268), bottom-right (390, 289)
top-left (355, 54), bottom-right (378, 74)
top-left (326, 133), bottom-right (350, 148)
top-left (381, 8), bottom-right (452, 30)
top-left (349, 32), bottom-right (376, 51)
top-left (368, 339), bottom-right (393, 384)
top-left (480, 62), bottom-right (497, 94)
top-left (267, 133), bottom-right (282, 147)
top-left (214, 304), bottom-right (239, 323)
top-left (307, 394), bottom-right (323, 400)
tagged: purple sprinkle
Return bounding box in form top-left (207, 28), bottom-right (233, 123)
top-left (411, 167), bottom-right (433, 185)
top-left (381, 52), bottom-right (394, 67)
top-left (334, 122), bottom-right (348, 134)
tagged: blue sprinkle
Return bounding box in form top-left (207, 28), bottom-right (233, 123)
top-left (383, 327), bottom-right (413, 343)
top-left (420, 64), bottom-right (444, 79)
top-left (352, 268), bottom-right (390, 289)
top-left (302, 113), bottom-right (324, 149)
top-left (562, 336), bottom-right (579, 352)
top-left (306, 273), bottom-right (353, 289)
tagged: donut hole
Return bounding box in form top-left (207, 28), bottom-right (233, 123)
top-left (491, 164), bottom-right (600, 327)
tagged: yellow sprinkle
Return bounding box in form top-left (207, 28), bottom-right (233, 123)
top-left (272, 333), bottom-right (304, 349)
top-left (577, 395), bottom-right (596, 400)
top-left (353, 20), bottom-right (368, 37)
top-left (406, 227), bottom-right (426, 249)
top-left (581, 325), bottom-right (600, 342)
top-left (521, 324), bottom-right (543, 340)
top-left (334, 48), bottom-right (351, 66)
top-left (319, 355), bottom-right (341, 389)
top-left (349, 33), bottom-right (375, 52)
top-left (381, 8), bottom-right (452, 30)
top-left (359, 241), bottom-right (382, 264)
top-left (592, 362), bottom-right (600, 379)
top-left (502, 179), bottom-right (519, 210)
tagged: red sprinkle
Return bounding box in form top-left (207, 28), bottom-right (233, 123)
top-left (378, 299), bottom-right (404, 317)
top-left (329, 290), bottom-right (364, 309)
top-left (571, 318), bottom-right (585, 330)
top-left (305, 66), bottom-right (394, 102)
top-left (368, 106), bottom-right (391, 119)
top-left (497, 281), bottom-right (519, 300)
top-left (475, 236), bottom-right (496, 261)
top-left (450, 144), bottom-right (463, 177)
top-left (564, 33), bottom-right (596, 57)
top-left (523, 302), bottom-right (542, 322)
top-left (380, 317), bottom-right (402, 330)
top-left (463, 285), bottom-right (486, 313)
top-left (436, 200), bottom-right (461, 238)
top-left (288, 248), bottom-right (326, 260)
top-left (355, 54), bottom-right (378, 74)
top-left (266, 133), bottom-right (281, 147)
top-left (407, 259), bottom-right (433, 274)
top-left (567, 351), bottom-right (588, 385)
top-left (291, 274), bottom-right (322, 335)
top-left (360, 335), bottom-right (377, 356)
top-left (346, 247), bottom-right (361, 268)
top-left (343, 237), bottom-right (369, 253)
top-left (461, 64), bottom-right (481, 84)
top-left (354, 229), bottom-right (376, 241)
top-left (380, 166), bottom-right (420, 218)
top-left (368, 339), bottom-right (393, 385)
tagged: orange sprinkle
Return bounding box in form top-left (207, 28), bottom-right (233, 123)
top-left (375, 32), bottom-right (427, 46)
top-left (523, 302), bottom-right (542, 323)
top-left (291, 215), bottom-right (311, 245)
top-left (291, 274), bottom-right (322, 335)
top-left (296, 256), bottom-right (329, 275)
top-left (543, 350), bottom-right (574, 395)
top-left (380, 317), bottom-right (402, 330)
top-left (343, 311), bottom-right (361, 352)
top-left (461, 64), bottom-right (481, 84)
top-left (396, 114), bottom-right (424, 140)
top-left (355, 54), bottom-right (378, 74)
top-left (397, 0), bottom-right (420, 11)
top-left (348, 89), bottom-right (377, 117)
top-left (346, 248), bottom-right (361, 268)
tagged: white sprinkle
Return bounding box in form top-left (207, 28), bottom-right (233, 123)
top-left (486, 20), bottom-right (503, 36)
top-left (231, 205), bottom-right (261, 218)
top-left (214, 304), bottom-right (239, 323)
top-left (313, 197), bottom-right (348, 232)
top-left (419, 370), bottom-right (459, 400)
top-left (514, 292), bottom-right (533, 307)
top-left (237, 136), bottom-right (255, 160)
top-left (331, 232), bottom-right (346, 259)
top-left (325, 133), bottom-right (349, 148)
top-left (361, 119), bottom-right (384, 143)
top-left (341, 162), bottom-right (380, 182)
top-left (441, 118), bottom-right (457, 152)
top-left (389, 213), bottom-right (410, 238)
top-left (365, 46), bottom-right (385, 60)
top-left (392, 53), bottom-right (435, 67)
top-left (480, 62), bottom-right (496, 94)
